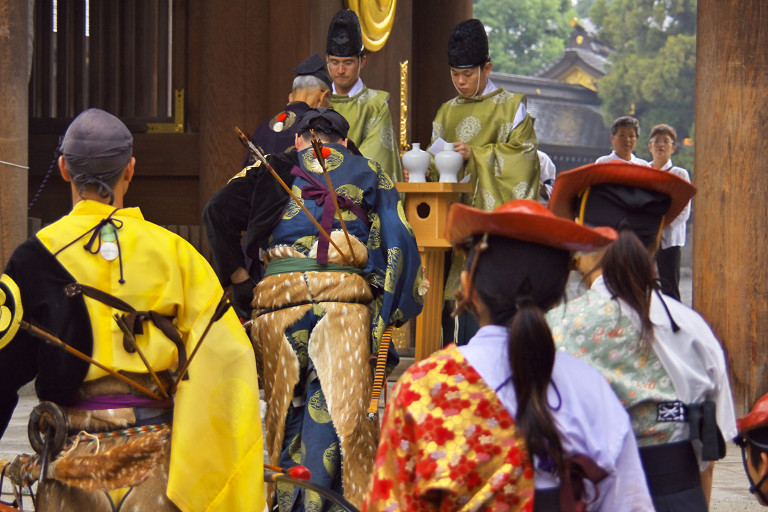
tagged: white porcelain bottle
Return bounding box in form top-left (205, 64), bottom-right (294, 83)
top-left (401, 142), bottom-right (430, 182)
top-left (435, 142), bottom-right (463, 183)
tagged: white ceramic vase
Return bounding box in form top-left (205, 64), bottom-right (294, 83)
top-left (401, 142), bottom-right (430, 182)
top-left (435, 143), bottom-right (463, 183)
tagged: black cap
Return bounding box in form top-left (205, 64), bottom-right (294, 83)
top-left (293, 53), bottom-right (332, 89)
top-left (296, 108), bottom-right (350, 139)
top-left (580, 184), bottom-right (671, 247)
top-left (326, 9), bottom-right (364, 57)
top-left (448, 19), bottom-right (490, 68)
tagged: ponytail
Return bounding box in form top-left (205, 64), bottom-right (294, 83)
top-left (601, 227), bottom-right (655, 346)
top-left (466, 235), bottom-right (569, 478)
top-left (508, 297), bottom-right (565, 475)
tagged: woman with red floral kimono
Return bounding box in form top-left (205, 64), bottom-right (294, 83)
top-left (363, 200), bottom-right (654, 511)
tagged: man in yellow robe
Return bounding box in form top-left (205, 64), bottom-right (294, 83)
top-left (0, 109), bottom-right (264, 512)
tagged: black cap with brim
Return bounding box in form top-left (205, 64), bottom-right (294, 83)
top-left (296, 108), bottom-right (350, 139)
top-left (548, 162), bottom-right (696, 248)
top-left (326, 9), bottom-right (364, 57)
top-left (293, 54), bottom-right (333, 89)
top-left (580, 184), bottom-right (671, 247)
top-left (448, 19), bottom-right (490, 68)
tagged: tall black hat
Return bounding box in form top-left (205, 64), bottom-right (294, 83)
top-left (448, 19), bottom-right (490, 68)
top-left (326, 9), bottom-right (364, 57)
top-left (293, 54), bottom-right (332, 88)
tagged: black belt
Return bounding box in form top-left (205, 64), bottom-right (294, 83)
top-left (656, 400), bottom-right (726, 461)
top-left (533, 487), bottom-right (559, 511)
top-left (639, 441), bottom-right (701, 496)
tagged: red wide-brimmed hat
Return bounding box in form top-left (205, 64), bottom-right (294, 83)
top-left (445, 199), bottom-right (617, 252)
top-left (549, 161), bottom-right (696, 227)
top-left (739, 393), bottom-right (768, 435)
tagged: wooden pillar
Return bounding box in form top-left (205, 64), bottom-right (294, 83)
top-left (0, 0), bottom-right (30, 267)
top-left (694, 0), bottom-right (768, 414)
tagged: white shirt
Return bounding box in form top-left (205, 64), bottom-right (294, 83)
top-left (595, 150), bottom-right (649, 166)
top-left (591, 276), bottom-right (737, 469)
top-left (460, 325), bottom-right (653, 512)
top-left (658, 160), bottom-right (692, 248)
top-left (537, 150), bottom-right (557, 205)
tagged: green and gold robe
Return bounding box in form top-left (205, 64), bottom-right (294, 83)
top-left (331, 85), bottom-right (403, 183)
top-left (431, 88), bottom-right (540, 298)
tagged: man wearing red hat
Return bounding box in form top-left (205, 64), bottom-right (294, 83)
top-left (736, 393), bottom-right (768, 505)
top-left (547, 161), bottom-right (737, 511)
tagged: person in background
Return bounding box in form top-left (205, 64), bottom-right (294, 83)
top-left (0, 108), bottom-right (264, 512)
top-left (735, 392), bottom-right (768, 506)
top-left (431, 18), bottom-right (540, 347)
top-left (595, 116), bottom-right (649, 165)
top-left (245, 53), bottom-right (333, 164)
top-left (228, 54), bottom-right (334, 288)
top-left (326, 9), bottom-right (403, 183)
top-left (225, 108), bottom-right (423, 511)
top-left (547, 162), bottom-right (737, 511)
top-left (538, 149), bottom-right (556, 205)
top-left (648, 124), bottom-right (692, 300)
top-left (364, 200), bottom-right (652, 511)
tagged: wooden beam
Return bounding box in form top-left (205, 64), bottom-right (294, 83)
top-left (0, 0), bottom-right (30, 267)
top-left (694, 0), bottom-right (768, 415)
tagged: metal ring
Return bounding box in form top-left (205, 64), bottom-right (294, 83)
top-left (28, 401), bottom-right (68, 457)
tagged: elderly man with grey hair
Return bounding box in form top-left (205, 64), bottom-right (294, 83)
top-left (245, 53), bottom-right (332, 161)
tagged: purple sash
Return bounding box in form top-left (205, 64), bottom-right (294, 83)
top-left (290, 165), bottom-right (369, 264)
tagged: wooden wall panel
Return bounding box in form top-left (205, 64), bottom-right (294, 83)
top-left (197, 0), bottom-right (265, 213)
top-left (412, 0), bottom-right (473, 146)
top-left (694, 0), bottom-right (768, 414)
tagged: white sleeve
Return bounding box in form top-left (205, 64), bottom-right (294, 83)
top-left (590, 427), bottom-right (654, 511)
top-left (668, 166), bottom-right (692, 229)
top-left (512, 101), bottom-right (527, 129)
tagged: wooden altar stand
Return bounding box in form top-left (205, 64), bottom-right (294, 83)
top-left (395, 182), bottom-right (472, 360)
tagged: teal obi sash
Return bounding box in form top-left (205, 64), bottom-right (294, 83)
top-left (264, 257), bottom-right (362, 277)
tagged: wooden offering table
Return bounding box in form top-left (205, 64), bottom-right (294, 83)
top-left (395, 181), bottom-right (472, 360)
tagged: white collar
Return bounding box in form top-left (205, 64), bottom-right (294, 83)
top-left (332, 78), bottom-right (364, 97)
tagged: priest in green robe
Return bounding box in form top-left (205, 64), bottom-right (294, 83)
top-left (326, 9), bottom-right (403, 183)
top-left (433, 19), bottom-right (540, 345)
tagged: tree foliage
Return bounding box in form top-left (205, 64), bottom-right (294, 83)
top-left (591, 0), bottom-right (697, 168)
top-left (473, 0), bottom-right (577, 76)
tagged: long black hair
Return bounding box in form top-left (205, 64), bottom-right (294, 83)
top-left (600, 226), bottom-right (658, 346)
top-left (463, 234), bottom-right (570, 476)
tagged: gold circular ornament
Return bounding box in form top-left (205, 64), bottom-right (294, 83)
top-left (0, 274), bottom-right (23, 350)
top-left (307, 388), bottom-right (332, 423)
top-left (347, 0), bottom-right (397, 52)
